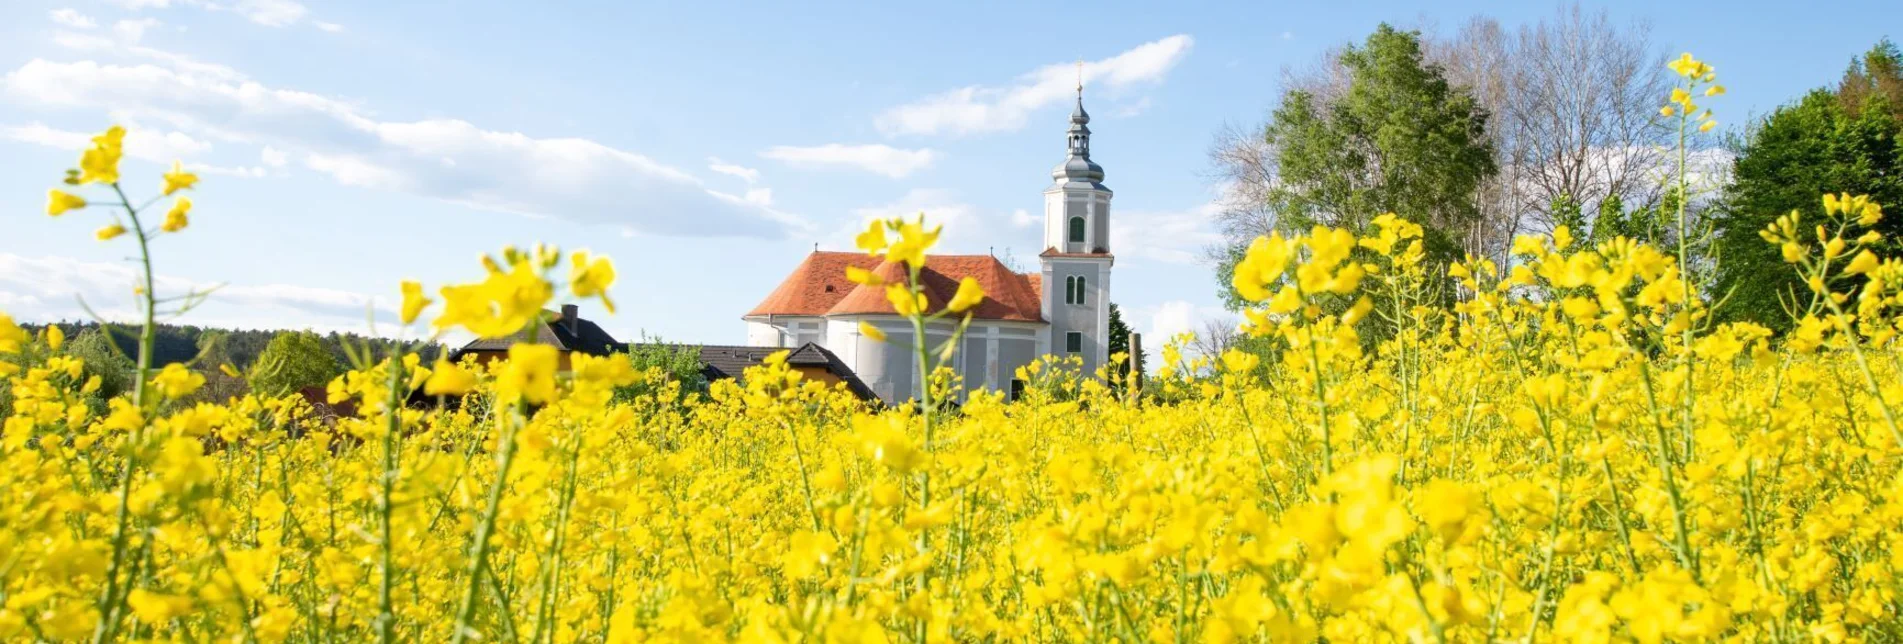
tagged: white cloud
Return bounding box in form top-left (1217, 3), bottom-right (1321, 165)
top-left (1149, 301), bottom-right (1199, 346)
top-left (52, 27), bottom-right (247, 82)
top-left (1010, 208), bottom-right (1037, 228)
top-left (760, 143), bottom-right (937, 179)
top-left (106, 0), bottom-right (335, 32)
top-left (50, 9), bottom-right (98, 29)
top-left (2, 121), bottom-right (210, 162)
top-left (303, 152), bottom-right (406, 190)
top-left (195, 163), bottom-right (268, 177)
top-left (1110, 96), bottom-right (1153, 118)
top-left (707, 157), bottom-right (760, 184)
top-left (259, 145), bottom-right (287, 167)
top-left (1137, 300), bottom-right (1234, 365)
top-left (844, 188), bottom-right (1011, 255)
top-left (2, 58), bottom-right (804, 238)
top-left (876, 34), bottom-right (1193, 137)
top-left (1109, 203), bottom-right (1224, 264)
top-left (235, 0), bottom-right (308, 27)
top-left (113, 18), bottom-right (163, 43)
top-left (0, 252), bottom-right (400, 334)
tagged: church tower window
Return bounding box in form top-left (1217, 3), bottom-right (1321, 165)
top-left (1065, 332), bottom-right (1083, 353)
top-left (1068, 216), bottom-right (1085, 244)
top-left (1064, 276), bottom-right (1086, 305)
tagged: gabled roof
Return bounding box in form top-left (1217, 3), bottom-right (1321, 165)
top-left (825, 254), bottom-right (1044, 322)
top-left (451, 310), bottom-right (622, 357)
top-left (746, 251), bottom-right (885, 317)
top-left (753, 252), bottom-right (1044, 323)
top-left (678, 343), bottom-right (878, 401)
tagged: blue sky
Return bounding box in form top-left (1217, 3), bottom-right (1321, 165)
top-left (1, 0), bottom-right (1896, 348)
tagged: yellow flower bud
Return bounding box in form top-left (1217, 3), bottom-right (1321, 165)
top-left (47, 189), bottom-right (86, 216)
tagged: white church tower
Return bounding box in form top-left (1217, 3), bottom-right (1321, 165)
top-left (1038, 82), bottom-right (1113, 374)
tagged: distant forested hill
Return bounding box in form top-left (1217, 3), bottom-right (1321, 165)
top-left (22, 321), bottom-right (444, 369)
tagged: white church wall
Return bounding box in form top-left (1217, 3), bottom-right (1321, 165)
top-left (1092, 194), bottom-right (1111, 251)
top-left (745, 320), bottom-right (780, 347)
top-left (958, 334), bottom-right (986, 391)
top-left (830, 316), bottom-right (974, 404)
top-left (745, 316), bottom-right (824, 348)
top-left (1044, 259), bottom-right (1110, 373)
top-left (997, 338), bottom-right (1036, 392)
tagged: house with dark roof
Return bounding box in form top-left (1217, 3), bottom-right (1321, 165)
top-left (744, 86), bottom-right (1116, 403)
top-left (447, 304), bottom-right (877, 401)
top-left (449, 304), bottom-right (625, 371)
top-left (687, 343), bottom-right (878, 401)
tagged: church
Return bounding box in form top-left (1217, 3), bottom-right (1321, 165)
top-left (745, 89), bottom-right (1115, 403)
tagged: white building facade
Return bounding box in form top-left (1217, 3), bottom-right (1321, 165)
top-left (744, 90), bottom-right (1114, 403)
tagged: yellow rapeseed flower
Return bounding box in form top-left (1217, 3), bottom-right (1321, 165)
top-left (946, 277), bottom-right (985, 313)
top-left (1231, 232), bottom-right (1297, 302)
top-left (400, 280), bottom-right (432, 325)
top-left (424, 358), bottom-right (478, 396)
top-left (884, 284), bottom-right (925, 316)
top-left (569, 251), bottom-right (617, 314)
top-left (845, 265), bottom-right (883, 286)
top-left (161, 161), bottom-right (198, 196)
top-left (496, 343), bottom-right (558, 404)
top-left (433, 254), bottom-right (553, 339)
top-left (858, 320), bottom-right (886, 342)
top-left (78, 125), bottom-right (125, 184)
top-left (160, 197), bottom-right (191, 232)
top-left (151, 363), bottom-right (205, 400)
top-left (1845, 249), bottom-right (1881, 275)
top-left (886, 217), bottom-right (940, 268)
top-left (47, 189), bottom-right (86, 216)
top-left (95, 223), bottom-right (126, 240)
top-left (127, 589), bottom-right (195, 623)
top-left (853, 219), bottom-right (887, 254)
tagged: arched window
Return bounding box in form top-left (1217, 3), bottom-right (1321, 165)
top-left (1068, 216), bottom-right (1086, 244)
top-left (1063, 276), bottom-right (1087, 305)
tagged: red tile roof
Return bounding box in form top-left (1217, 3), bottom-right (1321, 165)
top-left (749, 251), bottom-right (1045, 322)
top-left (1038, 247), bottom-right (1114, 259)
top-left (746, 251), bottom-right (885, 317)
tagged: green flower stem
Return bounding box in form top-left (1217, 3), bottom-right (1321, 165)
top-left (92, 182), bottom-right (156, 644)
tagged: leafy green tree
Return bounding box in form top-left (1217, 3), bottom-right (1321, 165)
top-left (1712, 41), bottom-right (1903, 332)
top-left (619, 337), bottom-right (709, 403)
top-left (194, 331), bottom-right (250, 402)
top-left (1590, 194), bottom-right (1639, 244)
top-left (1215, 24), bottom-right (1494, 307)
top-left (67, 327), bottom-right (136, 402)
top-left (1550, 194), bottom-right (1587, 238)
top-left (1105, 303), bottom-right (1147, 387)
top-left (249, 330), bottom-right (346, 396)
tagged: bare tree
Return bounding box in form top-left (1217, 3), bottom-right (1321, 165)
top-left (1188, 316), bottom-right (1243, 361)
top-left (1204, 44), bottom-right (1354, 263)
top-left (1464, 5), bottom-right (1671, 235)
top-left (1208, 4), bottom-right (1671, 269)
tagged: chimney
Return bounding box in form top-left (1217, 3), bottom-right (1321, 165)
top-left (561, 304), bottom-right (579, 335)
